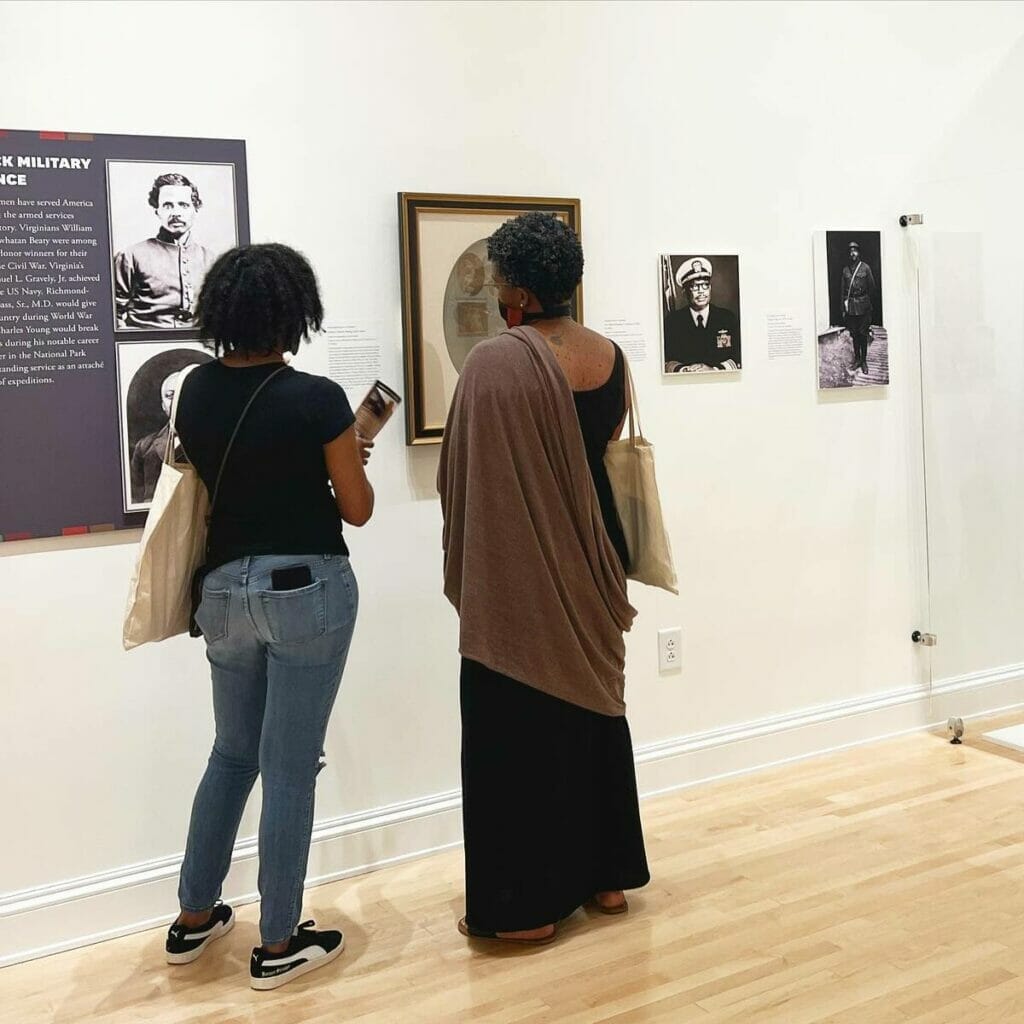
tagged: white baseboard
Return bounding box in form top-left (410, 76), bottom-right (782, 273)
top-left (634, 663), bottom-right (1024, 797)
top-left (0, 793), bottom-right (464, 969)
top-left (4, 663), bottom-right (1022, 968)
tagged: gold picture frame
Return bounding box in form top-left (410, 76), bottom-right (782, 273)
top-left (398, 192), bottom-right (583, 445)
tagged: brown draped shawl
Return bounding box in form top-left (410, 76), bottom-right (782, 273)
top-left (437, 326), bottom-right (636, 716)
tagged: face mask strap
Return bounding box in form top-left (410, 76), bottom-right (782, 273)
top-left (522, 304), bottom-right (572, 324)
top-left (499, 301), bottom-right (524, 328)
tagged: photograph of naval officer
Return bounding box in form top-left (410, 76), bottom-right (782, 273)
top-left (662, 255), bottom-right (741, 373)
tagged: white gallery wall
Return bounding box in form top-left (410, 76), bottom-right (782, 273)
top-left (2, 1), bottom-right (1024, 965)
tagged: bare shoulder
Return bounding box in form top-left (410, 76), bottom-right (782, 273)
top-left (552, 323), bottom-right (619, 390)
top-left (578, 324), bottom-right (617, 358)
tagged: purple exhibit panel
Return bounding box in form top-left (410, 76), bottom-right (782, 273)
top-left (0, 129), bottom-right (248, 541)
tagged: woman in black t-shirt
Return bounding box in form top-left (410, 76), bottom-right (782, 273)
top-left (165, 244), bottom-right (374, 991)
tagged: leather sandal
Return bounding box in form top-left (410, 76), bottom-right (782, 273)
top-left (457, 917), bottom-right (557, 945)
top-left (588, 895), bottom-right (629, 915)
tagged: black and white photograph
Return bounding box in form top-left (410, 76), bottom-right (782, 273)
top-left (813, 231), bottom-right (888, 389)
top-left (115, 342), bottom-right (213, 512)
top-left (106, 160), bottom-right (239, 332)
top-left (661, 254), bottom-right (742, 374)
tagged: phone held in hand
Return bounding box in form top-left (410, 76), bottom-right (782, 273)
top-left (355, 380), bottom-right (401, 440)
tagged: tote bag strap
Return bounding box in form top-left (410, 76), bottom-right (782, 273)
top-left (165, 362), bottom-right (202, 465)
top-left (207, 364), bottom-right (289, 520)
top-left (621, 352), bottom-right (644, 449)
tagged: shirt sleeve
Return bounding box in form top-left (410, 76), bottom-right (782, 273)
top-left (129, 437), bottom-right (147, 503)
top-left (113, 250), bottom-right (134, 325)
top-left (306, 376), bottom-right (356, 444)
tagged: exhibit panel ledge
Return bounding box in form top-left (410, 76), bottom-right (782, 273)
top-left (3, 662), bottom-right (1023, 967)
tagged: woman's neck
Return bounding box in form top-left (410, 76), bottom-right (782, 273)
top-left (529, 316), bottom-right (578, 348)
top-left (219, 351), bottom-right (286, 368)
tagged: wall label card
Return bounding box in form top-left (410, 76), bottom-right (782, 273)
top-left (766, 312), bottom-right (804, 360)
top-left (601, 318), bottom-right (647, 364)
top-left (324, 321), bottom-right (383, 390)
top-left (0, 129), bottom-right (249, 541)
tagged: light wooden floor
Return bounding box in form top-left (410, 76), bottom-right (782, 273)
top-left (6, 710), bottom-right (1024, 1023)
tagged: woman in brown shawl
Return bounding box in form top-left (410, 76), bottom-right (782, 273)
top-left (438, 213), bottom-right (650, 944)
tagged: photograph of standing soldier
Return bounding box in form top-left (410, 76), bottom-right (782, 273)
top-left (841, 240), bottom-right (876, 376)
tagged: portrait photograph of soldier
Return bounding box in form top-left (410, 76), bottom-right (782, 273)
top-left (116, 342), bottom-right (212, 511)
top-left (814, 231), bottom-right (888, 389)
top-left (106, 160), bottom-right (239, 332)
top-left (661, 254), bottom-right (742, 374)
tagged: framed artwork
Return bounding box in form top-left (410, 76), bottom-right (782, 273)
top-left (660, 254), bottom-right (742, 374)
top-left (813, 231), bottom-right (887, 389)
top-left (398, 192), bottom-right (582, 445)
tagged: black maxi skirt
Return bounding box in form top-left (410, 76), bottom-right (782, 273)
top-left (460, 657), bottom-right (650, 933)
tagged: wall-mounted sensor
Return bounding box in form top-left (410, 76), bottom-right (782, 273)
top-left (899, 214), bottom-right (924, 227)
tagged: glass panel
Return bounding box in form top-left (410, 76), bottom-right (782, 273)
top-left (916, 177), bottom-right (1024, 685)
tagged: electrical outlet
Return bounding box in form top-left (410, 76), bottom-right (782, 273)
top-left (658, 627), bottom-right (682, 673)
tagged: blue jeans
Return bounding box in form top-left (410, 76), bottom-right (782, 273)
top-left (177, 553), bottom-right (358, 945)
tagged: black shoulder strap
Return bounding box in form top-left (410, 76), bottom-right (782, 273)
top-left (207, 365), bottom-right (288, 523)
top-left (612, 338), bottom-right (625, 370)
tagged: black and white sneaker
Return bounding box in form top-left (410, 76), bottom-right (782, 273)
top-left (249, 920), bottom-right (345, 991)
top-left (165, 903), bottom-right (235, 964)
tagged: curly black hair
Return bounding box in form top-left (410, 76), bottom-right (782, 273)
top-left (194, 243), bottom-right (324, 356)
top-left (147, 173), bottom-right (202, 210)
top-left (486, 211), bottom-right (583, 309)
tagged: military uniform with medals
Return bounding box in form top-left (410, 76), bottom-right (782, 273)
top-left (663, 257), bottom-right (741, 371)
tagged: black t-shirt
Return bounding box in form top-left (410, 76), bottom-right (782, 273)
top-left (175, 361), bottom-right (355, 570)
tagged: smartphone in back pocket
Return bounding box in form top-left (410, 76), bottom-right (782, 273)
top-left (271, 564), bottom-right (314, 591)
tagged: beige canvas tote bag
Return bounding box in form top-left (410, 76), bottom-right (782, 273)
top-left (122, 363), bottom-right (208, 650)
top-left (603, 360), bottom-right (678, 595)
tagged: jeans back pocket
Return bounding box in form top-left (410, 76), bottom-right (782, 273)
top-left (195, 589), bottom-right (230, 643)
top-left (258, 580), bottom-right (327, 645)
